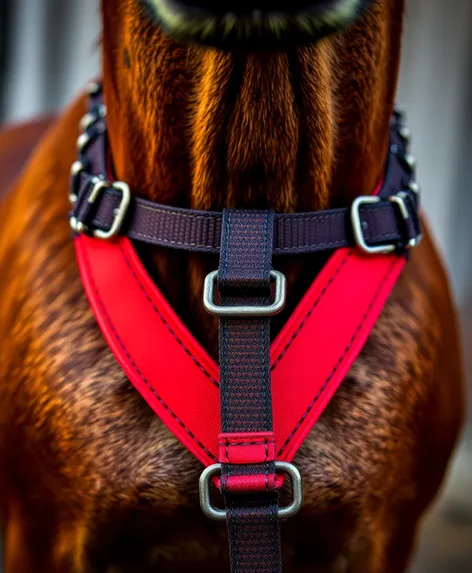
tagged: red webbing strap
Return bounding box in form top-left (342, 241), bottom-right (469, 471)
top-left (217, 209), bottom-right (282, 573)
top-left (74, 235), bottom-right (405, 466)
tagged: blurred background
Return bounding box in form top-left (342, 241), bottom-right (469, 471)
top-left (0, 0), bottom-right (471, 571)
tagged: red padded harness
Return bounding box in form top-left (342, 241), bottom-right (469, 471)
top-left (74, 228), bottom-right (405, 467)
top-left (70, 82), bottom-right (421, 572)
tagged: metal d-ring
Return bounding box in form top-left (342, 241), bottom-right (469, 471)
top-left (199, 461), bottom-right (303, 521)
top-left (203, 270), bottom-right (286, 317)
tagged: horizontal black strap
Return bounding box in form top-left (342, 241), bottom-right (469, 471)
top-left (73, 176), bottom-right (420, 255)
top-left (70, 88), bottom-right (422, 256)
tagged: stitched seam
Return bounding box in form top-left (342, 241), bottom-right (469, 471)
top-left (277, 257), bottom-right (399, 456)
top-left (271, 250), bottom-right (353, 371)
top-left (219, 441), bottom-right (274, 447)
top-left (139, 203), bottom-right (218, 219)
top-left (221, 438), bottom-right (274, 463)
top-left (128, 232), bottom-right (218, 249)
top-left (120, 233), bottom-right (399, 251)
top-left (274, 239), bottom-right (348, 251)
top-left (276, 212), bottom-right (343, 221)
top-left (261, 313), bottom-right (271, 429)
top-left (275, 207), bottom-right (389, 222)
top-left (119, 244), bottom-right (219, 388)
top-left (80, 245), bottom-right (218, 463)
top-left (263, 213), bottom-right (269, 282)
top-left (222, 210), bottom-right (231, 284)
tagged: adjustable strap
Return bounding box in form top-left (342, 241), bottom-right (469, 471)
top-left (217, 210), bottom-right (282, 573)
top-left (71, 174), bottom-right (421, 255)
top-left (69, 85), bottom-right (422, 257)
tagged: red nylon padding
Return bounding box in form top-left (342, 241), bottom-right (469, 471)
top-left (74, 233), bottom-right (405, 467)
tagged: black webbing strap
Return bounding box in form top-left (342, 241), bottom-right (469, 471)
top-left (70, 88), bottom-right (422, 257)
top-left (218, 210), bottom-right (282, 573)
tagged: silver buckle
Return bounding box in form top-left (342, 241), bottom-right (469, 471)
top-left (76, 132), bottom-right (92, 153)
top-left (203, 270), bottom-right (286, 317)
top-left (199, 462), bottom-right (303, 521)
top-left (351, 196), bottom-right (396, 255)
top-left (70, 179), bottom-right (130, 240)
top-left (389, 192), bottom-right (422, 249)
top-left (80, 105), bottom-right (106, 132)
top-left (408, 180), bottom-right (421, 199)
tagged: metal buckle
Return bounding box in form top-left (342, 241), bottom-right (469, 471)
top-left (398, 126), bottom-right (412, 145)
top-left (408, 180), bottom-right (421, 200)
top-left (80, 105), bottom-right (106, 132)
top-left (391, 144), bottom-right (417, 173)
top-left (389, 192), bottom-right (422, 250)
top-left (351, 196), bottom-right (396, 255)
top-left (85, 81), bottom-right (102, 96)
top-left (70, 175), bottom-right (102, 234)
top-left (203, 270), bottom-right (286, 317)
top-left (199, 462), bottom-right (303, 521)
top-left (70, 179), bottom-right (130, 240)
top-left (76, 132), bottom-right (93, 154)
top-left (69, 160), bottom-right (85, 205)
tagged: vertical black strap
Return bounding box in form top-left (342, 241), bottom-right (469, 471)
top-left (218, 209), bottom-right (282, 573)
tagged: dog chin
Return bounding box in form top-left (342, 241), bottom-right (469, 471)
top-left (140, 0), bottom-right (371, 50)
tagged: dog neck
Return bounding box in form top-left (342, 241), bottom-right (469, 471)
top-left (100, 1), bottom-right (404, 354)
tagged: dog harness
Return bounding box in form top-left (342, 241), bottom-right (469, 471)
top-left (70, 81), bottom-right (422, 573)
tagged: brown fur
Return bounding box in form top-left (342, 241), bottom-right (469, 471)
top-left (0, 0), bottom-right (464, 571)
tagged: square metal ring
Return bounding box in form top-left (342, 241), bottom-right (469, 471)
top-left (199, 461), bottom-right (303, 521)
top-left (203, 270), bottom-right (286, 317)
top-left (350, 196), bottom-right (396, 255)
top-left (89, 180), bottom-right (131, 240)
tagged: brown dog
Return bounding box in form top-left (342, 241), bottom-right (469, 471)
top-left (0, 0), bottom-right (464, 571)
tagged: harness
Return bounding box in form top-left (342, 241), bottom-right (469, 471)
top-left (70, 81), bottom-right (422, 572)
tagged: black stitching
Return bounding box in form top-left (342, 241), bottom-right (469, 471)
top-left (220, 438), bottom-right (274, 463)
top-left (219, 441), bottom-right (274, 447)
top-left (278, 257), bottom-right (399, 456)
top-left (119, 244), bottom-right (219, 388)
top-left (272, 250), bottom-right (353, 371)
top-left (81, 244), bottom-right (218, 463)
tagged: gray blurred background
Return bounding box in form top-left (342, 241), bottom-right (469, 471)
top-left (1, 0), bottom-right (471, 571)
